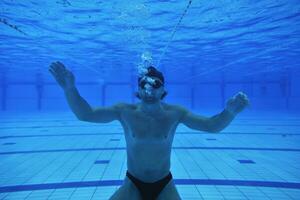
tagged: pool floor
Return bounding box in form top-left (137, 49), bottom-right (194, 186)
top-left (0, 111), bottom-right (300, 199)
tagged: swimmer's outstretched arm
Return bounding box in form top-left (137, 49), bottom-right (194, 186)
top-left (63, 87), bottom-right (123, 123)
top-left (179, 92), bottom-right (249, 133)
top-left (49, 61), bottom-right (122, 123)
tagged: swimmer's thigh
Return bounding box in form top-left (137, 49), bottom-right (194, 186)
top-left (157, 179), bottom-right (182, 200)
top-left (109, 177), bottom-right (141, 200)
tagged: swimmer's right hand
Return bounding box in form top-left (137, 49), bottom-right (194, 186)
top-left (49, 61), bottom-right (75, 90)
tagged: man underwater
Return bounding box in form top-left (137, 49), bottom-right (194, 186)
top-left (49, 61), bottom-right (249, 200)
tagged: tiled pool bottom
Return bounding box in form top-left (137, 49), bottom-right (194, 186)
top-left (0, 112), bottom-right (300, 200)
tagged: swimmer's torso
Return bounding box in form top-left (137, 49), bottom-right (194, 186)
top-left (119, 103), bottom-right (182, 182)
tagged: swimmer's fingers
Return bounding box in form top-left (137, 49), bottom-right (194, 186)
top-left (49, 62), bottom-right (60, 74)
top-left (50, 61), bottom-right (67, 75)
top-left (227, 97), bottom-right (235, 105)
top-left (235, 92), bottom-right (250, 106)
top-left (49, 62), bottom-right (68, 87)
top-left (49, 65), bottom-right (60, 80)
top-left (49, 63), bottom-right (60, 78)
top-left (50, 62), bottom-right (70, 77)
top-left (236, 95), bottom-right (250, 113)
top-left (49, 67), bottom-right (64, 85)
top-left (235, 97), bottom-right (248, 109)
top-left (235, 91), bottom-right (246, 99)
top-left (49, 66), bottom-right (56, 78)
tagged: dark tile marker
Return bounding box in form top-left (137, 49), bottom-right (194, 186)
top-left (206, 138), bottom-right (217, 141)
top-left (2, 142), bottom-right (16, 145)
top-left (238, 159), bottom-right (255, 164)
top-left (94, 160), bottom-right (110, 164)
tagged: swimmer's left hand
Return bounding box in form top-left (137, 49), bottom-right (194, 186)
top-left (225, 92), bottom-right (250, 116)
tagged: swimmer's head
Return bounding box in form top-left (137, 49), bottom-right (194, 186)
top-left (136, 66), bottom-right (168, 102)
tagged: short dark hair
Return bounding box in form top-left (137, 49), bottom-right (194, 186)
top-left (138, 66), bottom-right (165, 84)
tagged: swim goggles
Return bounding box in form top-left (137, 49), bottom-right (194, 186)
top-left (139, 76), bottom-right (164, 89)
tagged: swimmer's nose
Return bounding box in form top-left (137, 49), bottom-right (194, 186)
top-left (144, 83), bottom-right (153, 90)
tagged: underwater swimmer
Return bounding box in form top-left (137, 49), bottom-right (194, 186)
top-left (49, 62), bottom-right (249, 200)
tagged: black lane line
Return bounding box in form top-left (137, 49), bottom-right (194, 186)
top-left (0, 179), bottom-right (300, 193)
top-left (1, 146), bottom-right (300, 155)
top-left (0, 132), bottom-right (300, 140)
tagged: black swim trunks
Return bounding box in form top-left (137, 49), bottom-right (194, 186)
top-left (126, 170), bottom-right (173, 200)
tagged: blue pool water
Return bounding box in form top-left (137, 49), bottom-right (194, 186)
top-left (0, 0), bottom-right (300, 199)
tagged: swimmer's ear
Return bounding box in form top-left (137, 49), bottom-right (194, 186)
top-left (161, 91), bottom-right (168, 100)
top-left (135, 92), bottom-right (141, 99)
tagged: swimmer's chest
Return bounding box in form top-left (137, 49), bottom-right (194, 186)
top-left (121, 110), bottom-right (179, 139)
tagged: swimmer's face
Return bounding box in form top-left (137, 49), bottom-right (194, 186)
top-left (138, 76), bottom-right (165, 103)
